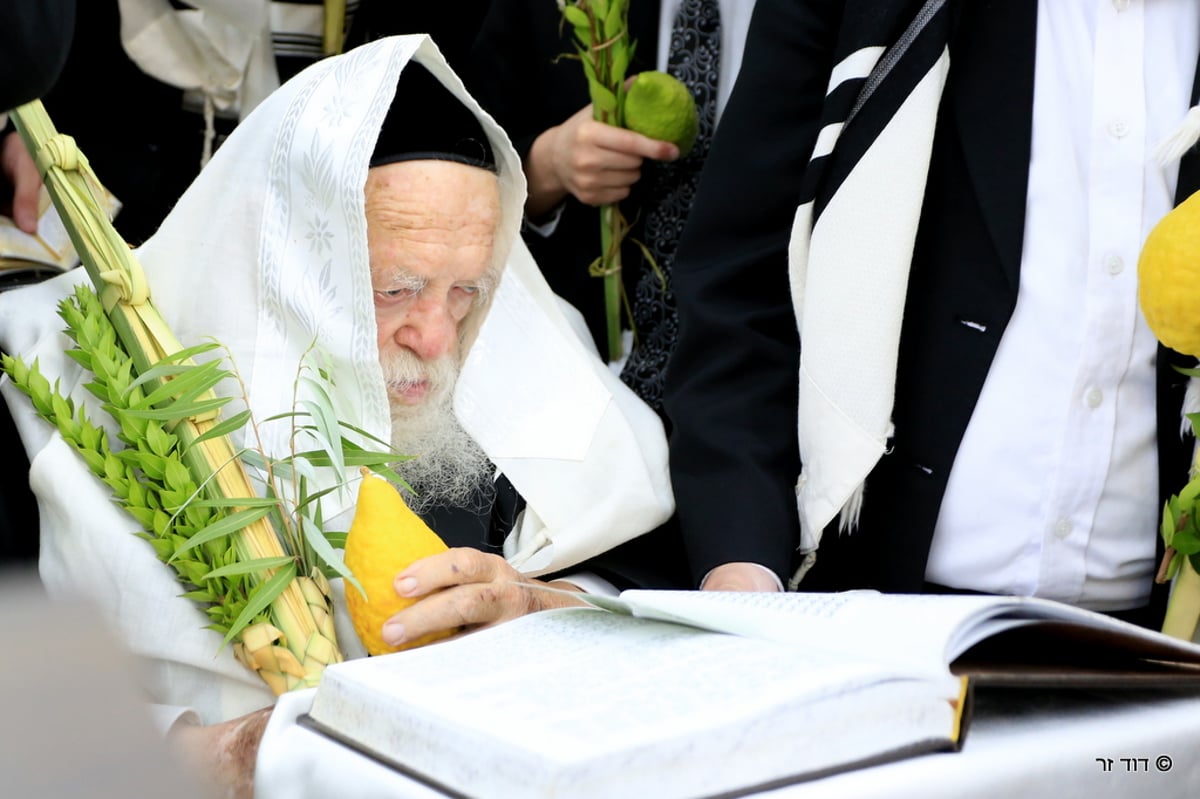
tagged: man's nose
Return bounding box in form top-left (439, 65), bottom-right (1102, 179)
top-left (393, 300), bottom-right (457, 361)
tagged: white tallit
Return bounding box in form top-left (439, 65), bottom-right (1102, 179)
top-left (785, 1), bottom-right (952, 587)
top-left (0, 35), bottom-right (673, 722)
top-left (116, 0), bottom-right (279, 119)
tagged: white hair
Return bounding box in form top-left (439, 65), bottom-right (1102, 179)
top-left (382, 349), bottom-right (494, 514)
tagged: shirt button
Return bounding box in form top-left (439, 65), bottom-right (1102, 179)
top-left (1086, 388), bottom-right (1103, 408)
top-left (1108, 120), bottom-right (1129, 138)
top-left (1054, 519), bottom-right (1073, 539)
top-left (1104, 254), bottom-right (1124, 275)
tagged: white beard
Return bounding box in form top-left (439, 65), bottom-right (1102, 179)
top-left (381, 349), bottom-right (494, 514)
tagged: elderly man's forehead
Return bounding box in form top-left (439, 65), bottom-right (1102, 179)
top-left (362, 161), bottom-right (502, 265)
top-left (364, 160), bottom-right (501, 207)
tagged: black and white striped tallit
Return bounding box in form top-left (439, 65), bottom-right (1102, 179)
top-left (116, 0), bottom-right (359, 163)
top-left (788, 0), bottom-right (953, 587)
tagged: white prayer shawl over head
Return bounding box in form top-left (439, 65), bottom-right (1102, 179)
top-left (786, 1), bottom-right (952, 588)
top-left (0, 35), bottom-right (673, 722)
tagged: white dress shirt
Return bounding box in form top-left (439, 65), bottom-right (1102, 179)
top-left (926, 0), bottom-right (1200, 610)
top-left (655, 0), bottom-right (756, 119)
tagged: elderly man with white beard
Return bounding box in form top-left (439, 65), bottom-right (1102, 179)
top-left (0, 36), bottom-right (678, 797)
top-left (361, 132), bottom-right (614, 649)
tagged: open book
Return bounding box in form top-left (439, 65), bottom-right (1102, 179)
top-left (0, 185), bottom-right (120, 288)
top-left (303, 590), bottom-right (1200, 799)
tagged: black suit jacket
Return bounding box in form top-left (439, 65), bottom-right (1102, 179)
top-left (465, 2), bottom-right (692, 590)
top-left (469, 0), bottom-right (662, 349)
top-left (665, 0), bottom-right (1197, 608)
top-left (345, 0), bottom-right (492, 85)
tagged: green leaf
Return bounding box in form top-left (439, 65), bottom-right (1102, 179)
top-left (128, 352), bottom-right (223, 395)
top-left (126, 478), bottom-right (146, 509)
top-left (334, 420), bottom-right (398, 453)
top-left (562, 4), bottom-right (591, 30)
top-left (254, 454), bottom-right (295, 483)
top-left (238, 448), bottom-right (269, 475)
top-left (125, 362), bottom-right (195, 391)
top-left (300, 377), bottom-right (344, 480)
top-left (294, 483), bottom-right (340, 513)
top-left (203, 555), bottom-right (296, 580)
top-left (323, 531), bottom-right (347, 549)
top-left (119, 396), bottom-right (232, 421)
top-left (81, 381), bottom-right (108, 404)
top-left (133, 359), bottom-right (226, 407)
top-left (292, 448), bottom-right (408, 471)
top-left (290, 454), bottom-right (320, 485)
top-left (612, 43), bottom-right (632, 86)
top-left (138, 450), bottom-right (168, 482)
top-left (115, 412), bottom-right (148, 447)
top-left (160, 488), bottom-right (192, 513)
top-left (579, 46), bottom-right (599, 85)
top-left (126, 505), bottom-right (157, 530)
top-left (77, 415), bottom-right (99, 449)
top-left (152, 508), bottom-right (172, 537)
top-left (1163, 501), bottom-right (1177, 545)
top-left (64, 348), bottom-right (93, 371)
top-left (299, 512), bottom-right (361, 596)
top-left (163, 458), bottom-right (193, 491)
top-left (1174, 528), bottom-right (1200, 556)
top-left (188, 410), bottom-right (252, 448)
top-left (366, 464), bottom-right (411, 492)
top-left (169, 506), bottom-right (275, 562)
top-left (223, 561), bottom-right (297, 646)
top-left (185, 496), bottom-right (280, 510)
top-left (1180, 477), bottom-right (1200, 506)
top-left (79, 447), bottom-right (106, 476)
top-left (49, 390), bottom-right (73, 424)
top-left (603, 0), bottom-right (622, 37)
top-left (152, 341), bottom-right (223, 365)
top-left (180, 559), bottom-right (210, 586)
top-left (258, 410), bottom-right (308, 425)
top-left (147, 535), bottom-right (174, 560)
top-left (103, 452), bottom-right (125, 484)
top-left (145, 423), bottom-right (173, 458)
top-left (184, 504), bottom-right (215, 532)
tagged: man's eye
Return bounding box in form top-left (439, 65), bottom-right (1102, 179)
top-left (375, 288), bottom-right (418, 303)
top-left (455, 285), bottom-right (480, 296)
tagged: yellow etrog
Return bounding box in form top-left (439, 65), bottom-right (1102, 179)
top-left (344, 469), bottom-right (452, 655)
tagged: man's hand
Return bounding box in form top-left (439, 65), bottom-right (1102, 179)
top-left (380, 548), bottom-right (587, 648)
top-left (525, 104), bottom-right (679, 219)
top-left (1, 131), bottom-right (42, 234)
top-left (700, 562), bottom-right (784, 592)
top-left (170, 706), bottom-right (273, 799)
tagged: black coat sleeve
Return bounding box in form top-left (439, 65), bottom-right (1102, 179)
top-left (0, 0), bottom-right (75, 111)
top-left (662, 0), bottom-right (843, 584)
top-left (467, 0), bottom-right (661, 350)
top-left (468, 0), bottom-right (580, 162)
